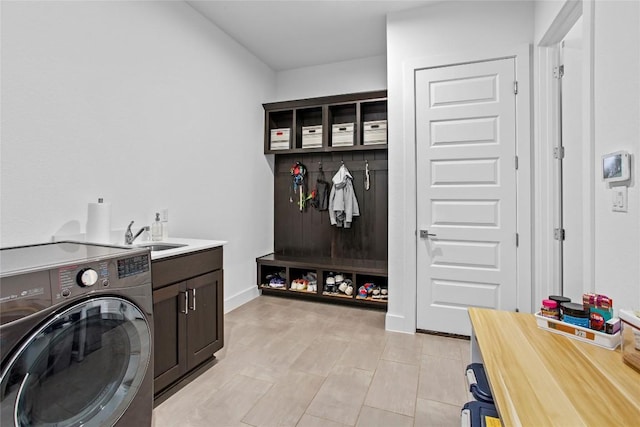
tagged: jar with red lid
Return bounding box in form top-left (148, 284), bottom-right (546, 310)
top-left (541, 299), bottom-right (560, 319)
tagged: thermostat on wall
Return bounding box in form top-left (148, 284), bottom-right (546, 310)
top-left (602, 151), bottom-right (630, 183)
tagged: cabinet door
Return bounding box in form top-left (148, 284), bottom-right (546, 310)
top-left (153, 282), bottom-right (187, 394)
top-left (186, 270), bottom-right (223, 370)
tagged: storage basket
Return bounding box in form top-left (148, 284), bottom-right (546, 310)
top-left (302, 125), bottom-right (322, 148)
top-left (332, 123), bottom-right (354, 147)
top-left (270, 128), bottom-right (290, 150)
top-left (363, 120), bottom-right (387, 145)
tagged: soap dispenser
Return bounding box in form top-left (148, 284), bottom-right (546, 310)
top-left (151, 213), bottom-right (163, 241)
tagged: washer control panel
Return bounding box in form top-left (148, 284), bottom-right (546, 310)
top-left (55, 261), bottom-right (109, 300)
top-left (53, 253), bottom-right (150, 301)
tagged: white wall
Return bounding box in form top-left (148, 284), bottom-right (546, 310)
top-left (274, 55), bottom-right (386, 102)
top-left (535, 0), bottom-right (568, 44)
top-left (534, 0), bottom-right (640, 311)
top-left (386, 1), bottom-right (534, 333)
top-left (592, 0), bottom-right (640, 309)
top-left (1, 1), bottom-right (275, 312)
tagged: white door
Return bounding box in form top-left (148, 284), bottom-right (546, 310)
top-left (416, 58), bottom-right (518, 335)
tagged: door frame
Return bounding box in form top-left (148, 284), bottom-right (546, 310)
top-left (387, 45), bottom-right (532, 333)
top-left (535, 0), bottom-right (595, 301)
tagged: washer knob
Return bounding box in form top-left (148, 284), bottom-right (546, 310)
top-left (77, 268), bottom-right (99, 287)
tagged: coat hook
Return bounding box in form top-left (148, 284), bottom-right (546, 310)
top-left (318, 161), bottom-right (323, 170)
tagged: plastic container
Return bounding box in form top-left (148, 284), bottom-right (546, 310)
top-left (561, 302), bottom-right (590, 328)
top-left (550, 295), bottom-right (571, 315)
top-left (535, 312), bottom-right (621, 350)
top-left (161, 221), bottom-right (169, 240)
top-left (151, 213), bottom-right (162, 241)
top-left (461, 401), bottom-right (500, 427)
top-left (619, 309), bottom-right (640, 372)
top-left (541, 299), bottom-right (560, 319)
top-left (465, 363), bottom-right (493, 403)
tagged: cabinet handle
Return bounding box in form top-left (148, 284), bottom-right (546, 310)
top-left (182, 291), bottom-right (189, 315)
top-left (189, 288), bottom-right (197, 311)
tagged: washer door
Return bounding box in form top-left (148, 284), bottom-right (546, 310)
top-left (0, 297), bottom-right (151, 427)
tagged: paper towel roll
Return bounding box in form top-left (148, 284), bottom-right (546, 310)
top-left (87, 199), bottom-right (111, 243)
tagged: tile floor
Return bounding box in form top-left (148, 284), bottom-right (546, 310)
top-left (154, 295), bottom-right (472, 427)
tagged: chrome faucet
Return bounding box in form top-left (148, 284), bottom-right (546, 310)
top-left (125, 221), bottom-right (149, 245)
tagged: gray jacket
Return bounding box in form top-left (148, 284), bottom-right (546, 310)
top-left (328, 165), bottom-right (360, 228)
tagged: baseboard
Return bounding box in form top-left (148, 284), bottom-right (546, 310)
top-left (224, 285), bottom-right (259, 313)
top-left (385, 312), bottom-right (414, 334)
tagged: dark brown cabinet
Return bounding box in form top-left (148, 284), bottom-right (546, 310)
top-left (153, 281), bottom-right (186, 394)
top-left (152, 247), bottom-right (223, 400)
top-left (185, 271), bottom-right (221, 369)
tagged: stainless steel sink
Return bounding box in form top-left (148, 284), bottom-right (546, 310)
top-left (135, 243), bottom-right (187, 251)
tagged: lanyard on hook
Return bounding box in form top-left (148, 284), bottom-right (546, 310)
top-left (365, 160), bottom-right (370, 191)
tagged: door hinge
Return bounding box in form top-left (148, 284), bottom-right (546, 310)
top-left (553, 147), bottom-right (565, 159)
top-left (515, 155), bottom-right (519, 170)
top-left (553, 65), bottom-right (565, 79)
top-left (515, 233), bottom-right (519, 247)
top-left (554, 228), bottom-right (566, 241)
top-left (514, 81), bottom-right (518, 95)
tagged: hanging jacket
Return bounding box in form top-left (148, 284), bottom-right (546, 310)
top-left (328, 164), bottom-right (360, 228)
top-left (315, 179), bottom-right (329, 211)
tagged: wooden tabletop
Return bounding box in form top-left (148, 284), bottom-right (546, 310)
top-left (468, 308), bottom-right (640, 426)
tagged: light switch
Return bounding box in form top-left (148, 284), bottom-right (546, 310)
top-left (612, 187), bottom-right (627, 212)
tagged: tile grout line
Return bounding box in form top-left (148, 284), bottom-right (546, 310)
top-left (238, 373), bottom-right (276, 426)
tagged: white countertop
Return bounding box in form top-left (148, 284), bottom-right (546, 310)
top-left (137, 237), bottom-right (226, 260)
top-left (52, 232), bottom-right (226, 261)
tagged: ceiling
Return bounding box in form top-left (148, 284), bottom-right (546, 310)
top-left (186, 1), bottom-right (436, 71)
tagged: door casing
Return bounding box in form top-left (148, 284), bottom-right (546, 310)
top-left (536, 0), bottom-right (595, 302)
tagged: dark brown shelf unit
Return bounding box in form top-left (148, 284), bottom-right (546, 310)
top-left (257, 253), bottom-right (388, 309)
top-left (261, 91), bottom-right (388, 309)
top-left (264, 90), bottom-right (387, 154)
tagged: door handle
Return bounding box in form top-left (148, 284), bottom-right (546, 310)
top-left (419, 230), bottom-right (437, 239)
